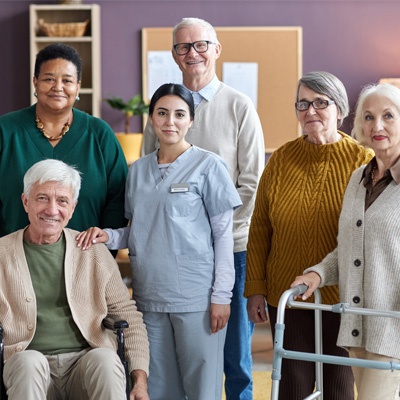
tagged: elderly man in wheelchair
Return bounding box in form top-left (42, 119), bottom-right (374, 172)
top-left (0, 159), bottom-right (149, 400)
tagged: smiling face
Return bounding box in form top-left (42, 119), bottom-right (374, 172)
top-left (33, 58), bottom-right (81, 114)
top-left (150, 94), bottom-right (193, 146)
top-left (362, 93), bottom-right (400, 156)
top-left (22, 180), bottom-right (76, 245)
top-left (296, 84), bottom-right (341, 140)
top-left (172, 24), bottom-right (221, 89)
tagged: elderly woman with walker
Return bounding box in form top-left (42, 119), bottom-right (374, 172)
top-left (292, 82), bottom-right (400, 399)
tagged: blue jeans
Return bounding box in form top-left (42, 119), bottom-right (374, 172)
top-left (224, 251), bottom-right (254, 400)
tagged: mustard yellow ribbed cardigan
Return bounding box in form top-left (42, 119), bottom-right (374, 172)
top-left (244, 132), bottom-right (374, 307)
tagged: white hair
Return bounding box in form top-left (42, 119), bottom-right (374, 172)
top-left (23, 159), bottom-right (81, 202)
top-left (172, 17), bottom-right (219, 44)
top-left (352, 83), bottom-right (400, 146)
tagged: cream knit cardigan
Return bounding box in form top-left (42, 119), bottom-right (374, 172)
top-left (306, 166), bottom-right (400, 359)
top-left (0, 228), bottom-right (149, 375)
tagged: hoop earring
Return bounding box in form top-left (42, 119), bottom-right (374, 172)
top-left (76, 95), bottom-right (80, 101)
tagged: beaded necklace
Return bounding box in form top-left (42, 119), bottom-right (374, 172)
top-left (371, 164), bottom-right (379, 183)
top-left (35, 115), bottom-right (70, 141)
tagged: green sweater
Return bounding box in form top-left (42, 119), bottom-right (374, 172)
top-left (0, 105), bottom-right (128, 236)
top-left (244, 133), bottom-right (374, 306)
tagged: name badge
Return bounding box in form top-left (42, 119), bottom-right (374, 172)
top-left (170, 183), bottom-right (190, 193)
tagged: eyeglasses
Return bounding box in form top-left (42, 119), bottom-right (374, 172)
top-left (173, 40), bottom-right (216, 56)
top-left (295, 99), bottom-right (335, 111)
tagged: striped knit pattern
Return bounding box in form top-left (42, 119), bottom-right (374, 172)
top-left (244, 132), bottom-right (373, 307)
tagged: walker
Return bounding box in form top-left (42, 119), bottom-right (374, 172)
top-left (271, 285), bottom-right (400, 400)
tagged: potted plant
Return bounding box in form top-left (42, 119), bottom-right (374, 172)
top-left (104, 94), bottom-right (149, 164)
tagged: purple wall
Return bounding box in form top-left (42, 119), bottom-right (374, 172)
top-left (1, 0), bottom-right (400, 136)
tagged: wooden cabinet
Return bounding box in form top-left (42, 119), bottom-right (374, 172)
top-left (29, 4), bottom-right (101, 117)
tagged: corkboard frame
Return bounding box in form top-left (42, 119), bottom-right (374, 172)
top-left (142, 26), bottom-right (303, 153)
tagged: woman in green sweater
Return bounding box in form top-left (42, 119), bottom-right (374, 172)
top-left (244, 71), bottom-right (373, 399)
top-left (0, 43), bottom-right (127, 238)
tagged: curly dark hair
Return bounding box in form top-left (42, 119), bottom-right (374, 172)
top-left (34, 42), bottom-right (82, 81)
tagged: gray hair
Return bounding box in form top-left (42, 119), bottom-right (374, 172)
top-left (297, 71), bottom-right (349, 128)
top-left (172, 17), bottom-right (219, 45)
top-left (23, 159), bottom-right (82, 203)
top-left (352, 83), bottom-right (400, 146)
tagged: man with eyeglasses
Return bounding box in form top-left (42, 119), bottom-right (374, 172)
top-left (143, 17), bottom-right (264, 400)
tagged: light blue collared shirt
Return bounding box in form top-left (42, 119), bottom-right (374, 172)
top-left (188, 75), bottom-right (220, 108)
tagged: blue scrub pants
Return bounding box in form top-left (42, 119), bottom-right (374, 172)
top-left (224, 251), bottom-right (254, 400)
top-left (144, 310), bottom-right (226, 400)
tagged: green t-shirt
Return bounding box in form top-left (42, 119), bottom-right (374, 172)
top-left (25, 234), bottom-right (88, 355)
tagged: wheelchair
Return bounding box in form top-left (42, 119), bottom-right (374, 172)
top-left (0, 316), bottom-right (130, 400)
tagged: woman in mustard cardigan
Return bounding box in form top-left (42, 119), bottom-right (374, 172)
top-left (244, 71), bottom-right (373, 399)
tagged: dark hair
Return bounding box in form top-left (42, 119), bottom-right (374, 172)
top-left (149, 83), bottom-right (195, 120)
top-left (34, 43), bottom-right (82, 81)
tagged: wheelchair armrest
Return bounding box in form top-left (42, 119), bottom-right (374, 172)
top-left (1, 323), bottom-right (6, 399)
top-left (0, 322), bottom-right (4, 365)
top-left (102, 316), bottom-right (130, 399)
top-left (103, 315), bottom-right (129, 331)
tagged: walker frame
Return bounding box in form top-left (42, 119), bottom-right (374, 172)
top-left (271, 285), bottom-right (400, 400)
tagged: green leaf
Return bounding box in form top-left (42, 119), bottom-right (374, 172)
top-left (103, 94), bottom-right (149, 116)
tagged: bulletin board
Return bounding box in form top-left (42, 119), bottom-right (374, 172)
top-left (142, 27), bottom-right (302, 153)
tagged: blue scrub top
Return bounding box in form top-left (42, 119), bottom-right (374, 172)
top-left (125, 145), bottom-right (242, 312)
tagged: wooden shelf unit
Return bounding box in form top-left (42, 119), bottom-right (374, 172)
top-left (29, 4), bottom-right (101, 117)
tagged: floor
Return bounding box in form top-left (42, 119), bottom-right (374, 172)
top-left (222, 323), bottom-right (273, 400)
top-left (252, 322), bottom-right (273, 371)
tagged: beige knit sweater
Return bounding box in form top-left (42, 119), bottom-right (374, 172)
top-left (143, 81), bottom-right (265, 253)
top-left (0, 228), bottom-right (149, 375)
top-left (306, 166), bottom-right (400, 358)
top-left (244, 133), bottom-right (373, 307)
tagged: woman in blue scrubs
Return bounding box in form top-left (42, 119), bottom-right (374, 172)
top-left (77, 83), bottom-right (242, 400)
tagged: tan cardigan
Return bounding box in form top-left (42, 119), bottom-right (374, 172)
top-left (306, 166), bottom-right (400, 358)
top-left (0, 228), bottom-right (149, 375)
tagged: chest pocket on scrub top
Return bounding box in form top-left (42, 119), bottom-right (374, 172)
top-left (165, 188), bottom-right (198, 218)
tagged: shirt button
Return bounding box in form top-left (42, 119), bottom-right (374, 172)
top-left (352, 329), bottom-right (359, 337)
top-left (27, 324), bottom-right (34, 330)
top-left (354, 259), bottom-right (361, 267)
top-left (353, 296), bottom-right (360, 304)
top-left (26, 296), bottom-right (33, 302)
top-left (356, 220), bottom-right (362, 227)
top-left (16, 345), bottom-right (23, 352)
